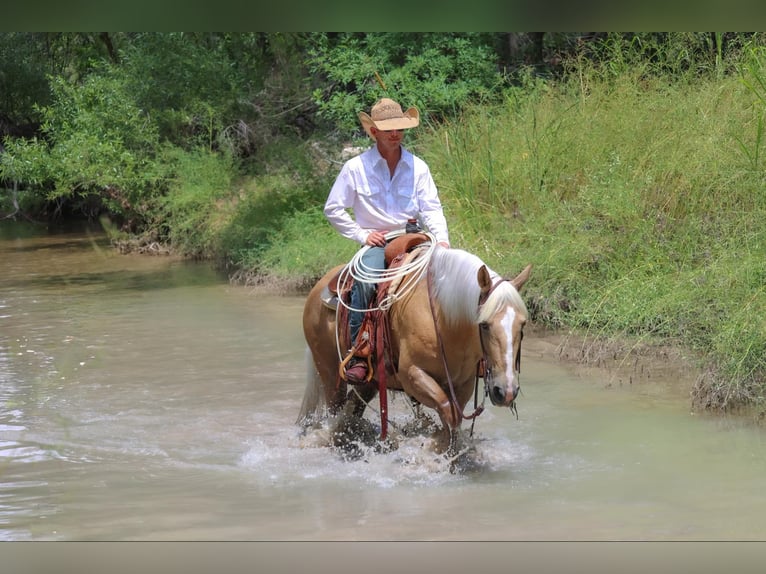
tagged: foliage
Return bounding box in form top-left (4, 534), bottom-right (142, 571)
top-left (1, 72), bottom-right (165, 222)
top-left (118, 33), bottom-right (252, 151)
top-left (307, 33), bottom-right (503, 138)
top-left (251, 206), bottom-right (357, 289)
top-left (0, 32), bottom-right (120, 134)
top-left (570, 32), bottom-right (762, 80)
top-left (117, 32), bottom-right (319, 158)
top-left (153, 147), bottom-right (236, 258)
top-left (735, 43), bottom-right (766, 171)
top-left (0, 33), bottom-right (51, 131)
top-left (214, 137), bottom-right (331, 272)
top-left (0, 32), bottom-right (314, 223)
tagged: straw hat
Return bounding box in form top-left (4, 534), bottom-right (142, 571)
top-left (358, 98), bottom-right (420, 139)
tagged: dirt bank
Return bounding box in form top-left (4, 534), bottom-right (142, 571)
top-left (526, 324), bottom-right (698, 390)
top-left (526, 323), bottom-right (765, 423)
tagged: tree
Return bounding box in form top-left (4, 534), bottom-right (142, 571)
top-left (307, 32), bottom-right (504, 137)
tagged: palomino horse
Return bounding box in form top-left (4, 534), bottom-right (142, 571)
top-left (298, 243), bottom-right (531, 453)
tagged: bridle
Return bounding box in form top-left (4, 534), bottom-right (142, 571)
top-left (477, 278), bottom-right (521, 419)
top-left (427, 269), bottom-right (521, 434)
top-left (477, 323), bottom-right (521, 416)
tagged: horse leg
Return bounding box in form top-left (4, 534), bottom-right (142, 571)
top-left (346, 382), bottom-right (378, 418)
top-left (331, 383), bottom-right (379, 456)
top-left (402, 365), bottom-right (461, 453)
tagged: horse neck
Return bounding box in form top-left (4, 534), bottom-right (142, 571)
top-left (424, 264), bottom-right (482, 349)
top-left (428, 254), bottom-right (483, 327)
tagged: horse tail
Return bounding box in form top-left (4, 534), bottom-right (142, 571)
top-left (296, 346), bottom-right (326, 426)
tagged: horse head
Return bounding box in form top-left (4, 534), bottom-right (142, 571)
top-left (477, 264), bottom-right (532, 408)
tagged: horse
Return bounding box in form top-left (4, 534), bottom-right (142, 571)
top-left (297, 242), bottom-right (532, 455)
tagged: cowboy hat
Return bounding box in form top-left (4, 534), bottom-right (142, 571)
top-left (358, 98), bottom-right (420, 139)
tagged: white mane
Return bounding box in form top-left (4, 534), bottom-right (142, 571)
top-left (428, 246), bottom-right (527, 326)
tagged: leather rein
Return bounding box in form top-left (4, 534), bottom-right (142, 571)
top-left (426, 266), bottom-right (512, 433)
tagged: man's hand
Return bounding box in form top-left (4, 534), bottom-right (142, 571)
top-left (365, 230), bottom-right (388, 247)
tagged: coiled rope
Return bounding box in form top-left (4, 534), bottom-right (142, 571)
top-left (338, 228), bottom-right (437, 312)
top-left (333, 228), bottom-right (437, 360)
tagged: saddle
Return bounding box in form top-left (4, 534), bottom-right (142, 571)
top-left (384, 232), bottom-right (430, 267)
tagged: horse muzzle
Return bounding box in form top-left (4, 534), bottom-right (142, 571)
top-left (488, 377), bottom-right (519, 407)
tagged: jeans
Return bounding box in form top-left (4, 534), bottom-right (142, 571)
top-left (349, 245), bottom-right (386, 348)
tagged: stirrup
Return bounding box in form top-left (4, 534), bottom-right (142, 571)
top-left (339, 352), bottom-right (373, 383)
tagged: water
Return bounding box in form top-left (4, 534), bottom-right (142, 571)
top-left (1, 221), bottom-right (766, 541)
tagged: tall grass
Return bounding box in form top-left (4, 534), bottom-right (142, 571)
top-left (413, 49), bottom-right (766, 413)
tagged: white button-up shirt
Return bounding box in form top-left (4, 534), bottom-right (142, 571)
top-left (324, 145), bottom-right (450, 246)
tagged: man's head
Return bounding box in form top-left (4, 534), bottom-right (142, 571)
top-left (358, 98), bottom-right (419, 140)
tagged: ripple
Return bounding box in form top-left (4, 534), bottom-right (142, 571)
top-left (0, 442), bottom-right (52, 463)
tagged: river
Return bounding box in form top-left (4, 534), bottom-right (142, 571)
top-left (2, 221), bottom-right (766, 542)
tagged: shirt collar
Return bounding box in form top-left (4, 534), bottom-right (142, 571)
top-left (368, 144), bottom-right (412, 168)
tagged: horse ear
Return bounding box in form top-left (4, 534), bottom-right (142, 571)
top-left (477, 265), bottom-right (493, 296)
top-left (509, 264), bottom-right (532, 291)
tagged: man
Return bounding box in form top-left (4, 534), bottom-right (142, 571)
top-left (324, 97), bottom-right (450, 384)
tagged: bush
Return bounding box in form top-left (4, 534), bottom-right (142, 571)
top-left (1, 73), bottom-right (164, 224)
top-left (155, 147), bottom-right (236, 258)
top-left (215, 137), bottom-right (332, 271)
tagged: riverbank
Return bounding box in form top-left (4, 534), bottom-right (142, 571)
top-left (526, 322), bottom-right (766, 424)
top-left (11, 214), bottom-right (755, 423)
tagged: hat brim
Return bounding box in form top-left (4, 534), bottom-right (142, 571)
top-left (358, 107), bottom-right (420, 139)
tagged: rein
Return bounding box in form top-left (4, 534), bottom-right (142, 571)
top-left (426, 264), bottom-right (490, 431)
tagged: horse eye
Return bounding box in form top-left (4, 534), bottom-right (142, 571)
top-left (479, 322), bottom-right (489, 331)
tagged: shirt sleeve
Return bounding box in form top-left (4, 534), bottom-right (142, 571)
top-left (416, 164), bottom-right (450, 246)
top-left (323, 161), bottom-right (370, 245)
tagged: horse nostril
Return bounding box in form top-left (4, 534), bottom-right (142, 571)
top-left (492, 386), bottom-right (505, 405)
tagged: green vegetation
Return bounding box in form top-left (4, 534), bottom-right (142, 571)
top-left (2, 32), bottom-right (766, 415)
top-left (419, 56), bottom-right (766, 414)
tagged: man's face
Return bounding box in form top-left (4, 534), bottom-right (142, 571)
top-left (372, 127), bottom-right (404, 150)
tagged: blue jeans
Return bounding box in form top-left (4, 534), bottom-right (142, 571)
top-left (349, 246), bottom-right (386, 348)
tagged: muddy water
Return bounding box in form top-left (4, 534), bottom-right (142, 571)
top-left (2, 221), bottom-right (766, 541)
